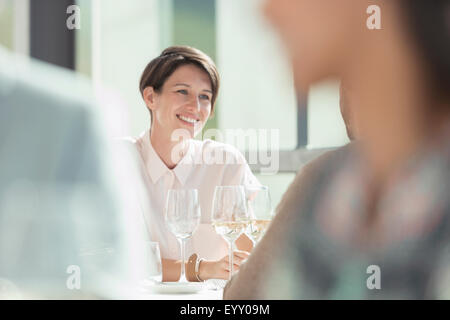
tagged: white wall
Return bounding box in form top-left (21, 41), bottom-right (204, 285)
top-left (216, 0), bottom-right (297, 150)
top-left (308, 80), bottom-right (349, 148)
top-left (90, 0), bottom-right (162, 138)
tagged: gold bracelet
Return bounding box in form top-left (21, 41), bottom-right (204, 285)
top-left (195, 258), bottom-right (205, 282)
top-left (186, 253), bottom-right (198, 282)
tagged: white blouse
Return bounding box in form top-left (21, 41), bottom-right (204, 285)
top-left (127, 130), bottom-right (260, 261)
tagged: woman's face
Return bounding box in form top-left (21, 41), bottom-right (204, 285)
top-left (263, 0), bottom-right (369, 92)
top-left (145, 64), bottom-right (213, 139)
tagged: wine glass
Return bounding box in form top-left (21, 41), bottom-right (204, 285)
top-left (165, 189), bottom-right (201, 283)
top-left (211, 185), bottom-right (249, 280)
top-left (245, 185), bottom-right (273, 244)
top-left (144, 241), bottom-right (162, 283)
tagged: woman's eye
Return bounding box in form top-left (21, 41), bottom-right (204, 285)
top-left (177, 89), bottom-right (188, 95)
top-left (199, 94), bottom-right (210, 100)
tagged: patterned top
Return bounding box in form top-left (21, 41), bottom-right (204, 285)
top-left (284, 129), bottom-right (450, 299)
top-left (224, 125), bottom-right (450, 299)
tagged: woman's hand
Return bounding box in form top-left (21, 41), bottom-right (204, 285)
top-left (198, 250), bottom-right (250, 280)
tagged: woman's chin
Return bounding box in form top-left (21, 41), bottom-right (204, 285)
top-left (173, 122), bottom-right (204, 139)
top-left (180, 126), bottom-right (196, 138)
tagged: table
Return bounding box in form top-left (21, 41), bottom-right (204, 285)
top-left (133, 279), bottom-right (226, 300)
top-left (138, 288), bottom-right (223, 300)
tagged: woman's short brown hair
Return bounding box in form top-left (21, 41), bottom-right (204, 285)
top-left (139, 46), bottom-right (220, 118)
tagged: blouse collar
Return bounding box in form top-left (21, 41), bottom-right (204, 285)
top-left (139, 130), bottom-right (194, 186)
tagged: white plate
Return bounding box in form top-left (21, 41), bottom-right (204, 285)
top-left (142, 280), bottom-right (206, 294)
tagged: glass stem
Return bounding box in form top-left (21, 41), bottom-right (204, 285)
top-left (179, 238), bottom-right (188, 282)
top-left (229, 240), bottom-right (234, 280)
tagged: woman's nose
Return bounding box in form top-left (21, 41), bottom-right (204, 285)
top-left (187, 96), bottom-right (201, 112)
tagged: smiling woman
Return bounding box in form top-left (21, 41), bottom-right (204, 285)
top-left (139, 46), bottom-right (219, 168)
top-left (121, 46), bottom-right (260, 283)
top-left (144, 64), bottom-right (213, 144)
top-left (139, 46), bottom-right (219, 128)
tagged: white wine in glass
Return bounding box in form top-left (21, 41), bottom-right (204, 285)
top-left (212, 221), bottom-right (248, 242)
top-left (244, 185), bottom-right (273, 244)
top-left (211, 186), bottom-right (249, 280)
top-left (247, 219), bottom-right (271, 243)
top-left (165, 189), bottom-right (201, 283)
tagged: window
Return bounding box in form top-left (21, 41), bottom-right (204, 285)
top-left (308, 80), bottom-right (349, 148)
top-left (0, 0), bottom-right (29, 55)
top-left (0, 0), bottom-right (14, 50)
top-left (76, 0), bottom-right (162, 136)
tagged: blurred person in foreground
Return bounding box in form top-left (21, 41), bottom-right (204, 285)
top-left (224, 80), bottom-right (360, 297)
top-left (224, 0), bottom-right (450, 299)
top-left (0, 45), bottom-right (149, 299)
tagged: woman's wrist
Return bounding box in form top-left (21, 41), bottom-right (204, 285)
top-left (198, 260), bottom-right (211, 281)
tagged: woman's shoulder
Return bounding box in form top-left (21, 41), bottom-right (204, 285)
top-left (112, 135), bottom-right (147, 163)
top-left (114, 136), bottom-right (139, 151)
top-left (194, 138), bottom-right (240, 152)
top-left (116, 131), bottom-right (148, 151)
top-left (192, 139), bottom-right (246, 164)
top-left (116, 136), bottom-right (138, 145)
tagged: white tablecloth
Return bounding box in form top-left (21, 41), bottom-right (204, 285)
top-left (138, 289), bottom-right (223, 300)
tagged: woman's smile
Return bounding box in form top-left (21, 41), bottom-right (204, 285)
top-left (176, 113), bottom-right (200, 126)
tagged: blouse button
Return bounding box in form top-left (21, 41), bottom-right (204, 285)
top-left (166, 171), bottom-right (174, 187)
